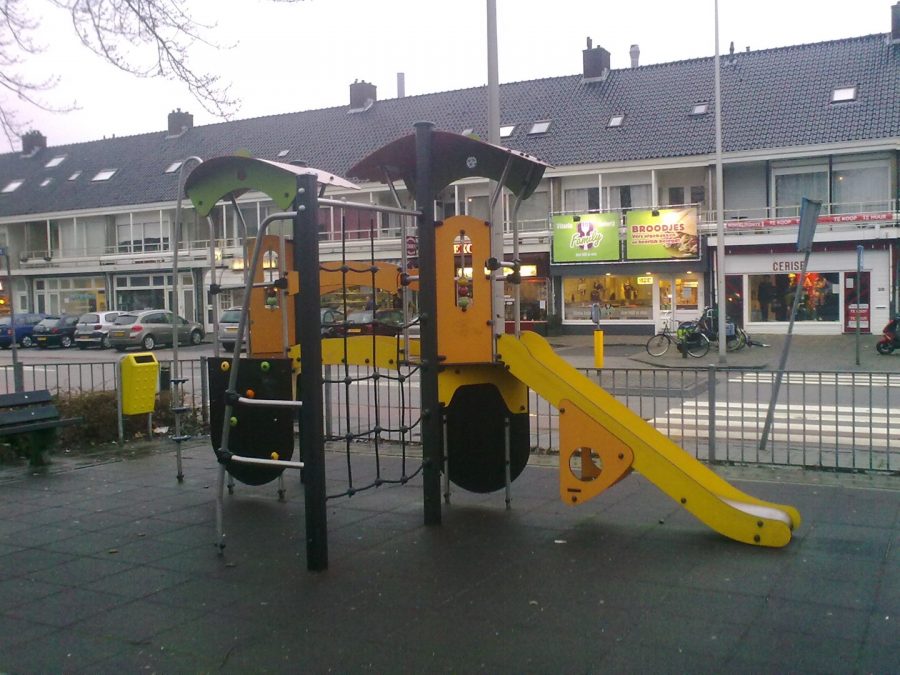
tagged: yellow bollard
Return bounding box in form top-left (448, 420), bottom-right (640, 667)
top-left (593, 330), bottom-right (604, 368)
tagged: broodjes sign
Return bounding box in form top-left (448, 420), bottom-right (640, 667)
top-left (625, 207), bottom-right (700, 261)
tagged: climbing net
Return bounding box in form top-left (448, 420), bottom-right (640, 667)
top-left (319, 204), bottom-right (423, 500)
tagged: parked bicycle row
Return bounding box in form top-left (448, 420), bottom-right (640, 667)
top-left (646, 307), bottom-right (768, 358)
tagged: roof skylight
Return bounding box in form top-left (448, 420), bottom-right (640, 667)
top-left (68, 171), bottom-right (82, 181)
top-left (831, 86), bottom-right (857, 103)
top-left (164, 161), bottom-right (182, 173)
top-left (528, 120), bottom-right (551, 135)
top-left (91, 169), bottom-right (118, 182)
top-left (690, 102), bottom-right (709, 115)
top-left (40, 178), bottom-right (53, 187)
top-left (2, 179), bottom-right (24, 193)
top-left (461, 127), bottom-right (474, 137)
top-left (277, 149), bottom-right (289, 158)
top-left (499, 124), bottom-right (516, 138)
top-left (44, 156), bottom-right (66, 168)
top-left (607, 114), bottom-right (625, 128)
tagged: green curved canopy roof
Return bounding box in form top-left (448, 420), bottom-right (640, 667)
top-left (184, 156), bottom-right (359, 217)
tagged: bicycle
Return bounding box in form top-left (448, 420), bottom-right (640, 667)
top-left (645, 312), bottom-right (710, 358)
top-left (697, 307), bottom-right (746, 352)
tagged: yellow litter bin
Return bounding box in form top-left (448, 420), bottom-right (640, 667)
top-left (120, 352), bottom-right (159, 415)
top-left (593, 330), bottom-right (604, 369)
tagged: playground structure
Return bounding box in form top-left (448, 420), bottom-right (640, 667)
top-left (183, 124), bottom-right (800, 571)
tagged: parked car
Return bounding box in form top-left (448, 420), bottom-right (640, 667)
top-left (74, 311), bottom-right (120, 349)
top-left (0, 313), bottom-right (45, 348)
top-left (109, 310), bottom-right (204, 351)
top-left (346, 308), bottom-right (404, 336)
top-left (33, 315), bottom-right (80, 348)
top-left (218, 307), bottom-right (245, 352)
top-left (321, 307), bottom-right (345, 337)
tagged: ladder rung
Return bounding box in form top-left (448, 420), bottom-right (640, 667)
top-left (171, 435), bottom-right (192, 443)
top-left (170, 378), bottom-right (189, 385)
top-left (170, 406), bottom-right (190, 414)
top-left (237, 396), bottom-right (302, 409)
top-left (227, 454), bottom-right (304, 470)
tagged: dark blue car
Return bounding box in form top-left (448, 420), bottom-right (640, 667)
top-left (0, 313), bottom-right (45, 348)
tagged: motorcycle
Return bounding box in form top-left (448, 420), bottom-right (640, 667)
top-left (876, 317), bottom-right (900, 355)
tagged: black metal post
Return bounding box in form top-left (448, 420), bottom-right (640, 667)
top-left (415, 121), bottom-right (442, 526)
top-left (294, 173), bottom-right (328, 571)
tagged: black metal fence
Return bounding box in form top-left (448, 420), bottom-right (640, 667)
top-left (2, 359), bottom-right (896, 474)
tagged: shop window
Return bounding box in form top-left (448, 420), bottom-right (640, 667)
top-left (750, 272), bottom-right (839, 323)
top-left (562, 275), bottom-right (652, 321)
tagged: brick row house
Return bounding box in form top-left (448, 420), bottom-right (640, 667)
top-left (1, 4), bottom-right (898, 336)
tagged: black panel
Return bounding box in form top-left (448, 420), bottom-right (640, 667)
top-left (208, 357), bottom-right (295, 486)
top-left (445, 384), bottom-right (530, 493)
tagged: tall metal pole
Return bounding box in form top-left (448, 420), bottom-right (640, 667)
top-left (714, 0), bottom-right (727, 363)
top-left (487, 0), bottom-right (505, 345)
top-left (415, 121), bottom-right (442, 526)
top-left (294, 173), bottom-right (328, 571)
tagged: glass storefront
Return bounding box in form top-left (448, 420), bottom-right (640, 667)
top-left (504, 277), bottom-right (548, 321)
top-left (34, 276), bottom-right (107, 316)
top-left (749, 272), bottom-right (839, 322)
top-left (562, 275), bottom-right (653, 321)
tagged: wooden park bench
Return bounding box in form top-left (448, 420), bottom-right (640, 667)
top-left (0, 390), bottom-right (82, 465)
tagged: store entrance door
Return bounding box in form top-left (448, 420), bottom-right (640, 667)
top-left (843, 271), bottom-right (870, 334)
top-left (659, 276), bottom-right (700, 327)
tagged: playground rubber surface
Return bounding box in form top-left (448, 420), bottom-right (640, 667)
top-left (0, 441), bottom-right (897, 673)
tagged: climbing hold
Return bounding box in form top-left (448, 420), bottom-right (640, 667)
top-left (245, 389), bottom-right (255, 398)
top-left (229, 416), bottom-right (238, 427)
top-left (271, 452), bottom-right (279, 461)
top-left (260, 361), bottom-right (271, 372)
top-left (220, 361), bottom-right (230, 372)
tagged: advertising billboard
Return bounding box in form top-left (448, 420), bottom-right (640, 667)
top-left (551, 213), bottom-right (620, 263)
top-left (624, 207), bottom-right (699, 261)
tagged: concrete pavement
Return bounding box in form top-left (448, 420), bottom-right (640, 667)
top-left (0, 440), bottom-right (897, 673)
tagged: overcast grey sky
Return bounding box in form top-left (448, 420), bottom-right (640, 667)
top-left (17, 0), bottom-right (897, 148)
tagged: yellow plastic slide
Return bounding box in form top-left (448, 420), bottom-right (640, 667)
top-left (496, 332), bottom-right (801, 547)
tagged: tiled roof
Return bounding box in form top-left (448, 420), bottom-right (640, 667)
top-left (1, 33), bottom-right (897, 218)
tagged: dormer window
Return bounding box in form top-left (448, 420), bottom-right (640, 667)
top-left (500, 124), bottom-right (516, 138)
top-left (607, 114), bottom-right (625, 128)
top-left (528, 120), bottom-right (551, 135)
top-left (2, 179), bottom-right (24, 193)
top-left (831, 86), bottom-right (857, 103)
top-left (164, 161), bottom-right (182, 174)
top-left (92, 169), bottom-right (117, 182)
top-left (690, 102), bottom-right (709, 115)
top-left (44, 156), bottom-right (66, 168)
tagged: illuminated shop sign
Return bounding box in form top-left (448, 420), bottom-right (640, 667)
top-left (625, 208), bottom-right (700, 261)
top-left (551, 213), bottom-right (620, 263)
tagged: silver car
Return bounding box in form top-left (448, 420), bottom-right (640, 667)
top-left (109, 310), bottom-right (204, 352)
top-left (218, 307), bottom-right (246, 352)
top-left (74, 310), bottom-right (120, 349)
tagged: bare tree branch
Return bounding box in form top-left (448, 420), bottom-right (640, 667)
top-left (0, 0), bottom-right (307, 150)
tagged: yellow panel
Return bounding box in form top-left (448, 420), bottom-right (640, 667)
top-left (290, 336), bottom-right (419, 372)
top-left (435, 215), bottom-right (493, 364)
top-left (248, 235), bottom-right (294, 356)
top-left (319, 262), bottom-right (403, 295)
top-left (496, 332), bottom-right (800, 548)
top-left (558, 398), bottom-right (633, 504)
top-left (437, 364), bottom-right (528, 411)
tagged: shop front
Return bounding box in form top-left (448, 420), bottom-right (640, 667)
top-left (503, 252), bottom-right (550, 333)
top-left (721, 243), bottom-right (893, 335)
top-left (551, 208), bottom-right (705, 334)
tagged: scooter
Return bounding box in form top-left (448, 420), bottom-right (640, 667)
top-left (876, 317), bottom-right (900, 354)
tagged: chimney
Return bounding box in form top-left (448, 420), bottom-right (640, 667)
top-left (397, 72), bottom-right (406, 98)
top-left (20, 130), bottom-right (47, 157)
top-left (582, 37), bottom-right (610, 81)
top-left (167, 108), bottom-right (193, 137)
top-left (629, 44), bottom-right (640, 68)
top-left (892, 2), bottom-right (900, 44)
top-left (349, 80), bottom-right (377, 112)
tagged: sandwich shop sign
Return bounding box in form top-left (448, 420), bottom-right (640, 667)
top-left (551, 213), bottom-right (620, 263)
